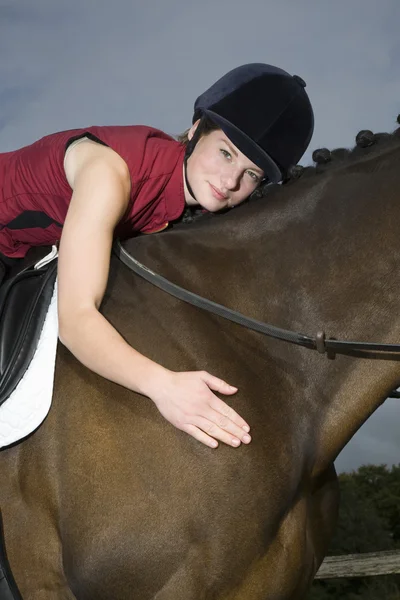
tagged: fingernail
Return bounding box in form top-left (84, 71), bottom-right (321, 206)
top-left (242, 425), bottom-right (250, 432)
top-left (242, 434), bottom-right (251, 443)
top-left (232, 438), bottom-right (240, 447)
top-left (229, 385), bottom-right (238, 390)
top-left (210, 440), bottom-right (218, 448)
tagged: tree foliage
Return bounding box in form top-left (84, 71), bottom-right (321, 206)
top-left (307, 464), bottom-right (400, 599)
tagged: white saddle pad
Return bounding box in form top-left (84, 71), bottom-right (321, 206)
top-left (0, 281), bottom-right (58, 448)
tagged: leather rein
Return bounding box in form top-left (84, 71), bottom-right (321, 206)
top-left (114, 239), bottom-right (400, 363)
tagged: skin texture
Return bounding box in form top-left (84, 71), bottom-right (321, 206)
top-left (59, 128), bottom-right (260, 452)
top-left (1, 132), bottom-right (400, 598)
top-left (184, 120), bottom-right (263, 211)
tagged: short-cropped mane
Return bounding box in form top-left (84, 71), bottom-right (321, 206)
top-left (258, 114), bottom-right (400, 197)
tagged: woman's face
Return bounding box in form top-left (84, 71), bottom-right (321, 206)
top-left (183, 120), bottom-right (264, 212)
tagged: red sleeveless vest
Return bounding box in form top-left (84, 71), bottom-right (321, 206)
top-left (0, 125), bottom-right (186, 258)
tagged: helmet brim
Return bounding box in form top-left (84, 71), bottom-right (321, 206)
top-left (204, 109), bottom-right (283, 183)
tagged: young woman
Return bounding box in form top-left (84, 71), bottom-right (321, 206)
top-left (0, 63), bottom-right (314, 449)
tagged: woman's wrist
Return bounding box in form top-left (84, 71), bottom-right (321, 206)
top-left (135, 360), bottom-right (171, 400)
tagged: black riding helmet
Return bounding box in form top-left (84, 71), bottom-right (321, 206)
top-left (184, 63), bottom-right (314, 194)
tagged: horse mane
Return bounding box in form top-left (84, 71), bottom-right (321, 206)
top-left (268, 114), bottom-right (400, 190)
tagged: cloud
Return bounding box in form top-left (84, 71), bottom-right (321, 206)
top-left (1, 0), bottom-right (399, 153)
top-left (335, 398), bottom-right (400, 473)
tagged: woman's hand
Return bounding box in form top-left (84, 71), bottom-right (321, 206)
top-left (146, 370), bottom-right (251, 448)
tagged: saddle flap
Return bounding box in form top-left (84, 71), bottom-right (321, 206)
top-left (0, 259), bottom-right (57, 407)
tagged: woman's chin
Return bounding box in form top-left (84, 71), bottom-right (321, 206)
top-left (185, 186), bottom-right (228, 212)
top-left (198, 197), bottom-right (228, 213)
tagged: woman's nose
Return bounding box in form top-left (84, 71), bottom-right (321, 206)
top-left (221, 167), bottom-right (242, 190)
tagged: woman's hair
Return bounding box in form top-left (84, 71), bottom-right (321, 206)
top-left (172, 117), bottom-right (222, 226)
top-left (176, 116), bottom-right (221, 145)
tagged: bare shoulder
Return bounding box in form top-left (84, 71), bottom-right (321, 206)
top-left (64, 137), bottom-right (130, 189)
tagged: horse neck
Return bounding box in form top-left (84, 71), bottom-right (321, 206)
top-left (123, 140), bottom-right (400, 470)
top-left (223, 141), bottom-right (400, 470)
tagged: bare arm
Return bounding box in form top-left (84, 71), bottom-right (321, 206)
top-left (59, 142), bottom-right (165, 394)
top-left (59, 141), bottom-right (251, 449)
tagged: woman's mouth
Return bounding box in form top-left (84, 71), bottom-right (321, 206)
top-left (209, 183), bottom-right (228, 201)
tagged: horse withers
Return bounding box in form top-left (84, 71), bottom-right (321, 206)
top-left (0, 120), bottom-right (400, 599)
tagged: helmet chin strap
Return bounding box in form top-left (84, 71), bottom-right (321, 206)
top-left (183, 117), bottom-right (207, 205)
top-left (183, 154), bottom-right (197, 204)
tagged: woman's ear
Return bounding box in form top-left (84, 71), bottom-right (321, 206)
top-left (188, 119), bottom-right (201, 141)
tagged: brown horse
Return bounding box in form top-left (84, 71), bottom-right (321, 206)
top-left (1, 121), bottom-right (400, 599)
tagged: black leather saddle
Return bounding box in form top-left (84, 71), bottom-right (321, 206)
top-left (0, 249), bottom-right (57, 409)
top-left (0, 249), bottom-right (57, 600)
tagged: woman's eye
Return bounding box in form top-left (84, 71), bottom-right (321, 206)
top-left (247, 171), bottom-right (260, 182)
top-left (220, 149), bottom-right (231, 159)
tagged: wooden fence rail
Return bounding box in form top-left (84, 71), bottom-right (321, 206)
top-left (315, 550), bottom-right (400, 579)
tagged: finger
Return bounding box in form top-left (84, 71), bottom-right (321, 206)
top-left (200, 372), bottom-right (238, 395)
top-left (209, 396), bottom-right (251, 433)
top-left (184, 424), bottom-right (219, 449)
top-left (201, 409), bottom-right (252, 445)
top-left (193, 417), bottom-right (244, 448)
top-left (199, 410), bottom-right (251, 445)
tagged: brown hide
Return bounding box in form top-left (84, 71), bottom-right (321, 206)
top-left (0, 133), bottom-right (399, 599)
